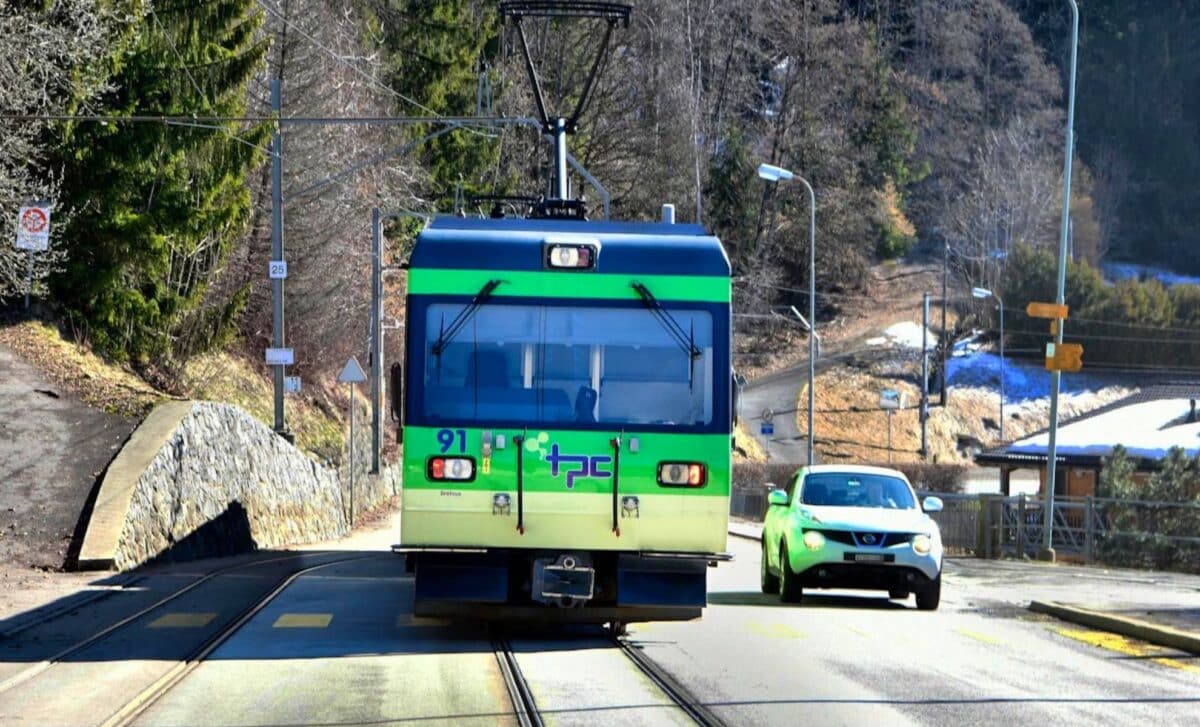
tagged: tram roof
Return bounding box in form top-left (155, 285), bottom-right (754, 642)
top-left (411, 216), bottom-right (730, 277)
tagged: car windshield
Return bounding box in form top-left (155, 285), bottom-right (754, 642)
top-left (800, 473), bottom-right (916, 509)
top-left (422, 302), bottom-right (715, 427)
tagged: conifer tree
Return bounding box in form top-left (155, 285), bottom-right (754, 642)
top-left (53, 0), bottom-right (267, 362)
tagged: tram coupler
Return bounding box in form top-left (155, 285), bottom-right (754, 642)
top-left (532, 553), bottom-right (595, 606)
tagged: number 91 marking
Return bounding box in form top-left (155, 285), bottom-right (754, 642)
top-left (437, 429), bottom-right (467, 453)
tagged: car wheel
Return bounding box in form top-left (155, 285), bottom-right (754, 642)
top-left (888, 589), bottom-right (910, 600)
top-left (915, 573), bottom-right (941, 611)
top-left (778, 542), bottom-right (803, 603)
top-left (760, 540), bottom-right (780, 594)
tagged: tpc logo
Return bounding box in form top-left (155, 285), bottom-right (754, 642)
top-left (546, 443), bottom-right (612, 489)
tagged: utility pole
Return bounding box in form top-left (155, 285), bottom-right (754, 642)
top-left (921, 293), bottom-right (930, 459)
top-left (270, 78), bottom-right (290, 441)
top-left (1043, 0), bottom-right (1081, 561)
top-left (941, 242), bottom-right (949, 406)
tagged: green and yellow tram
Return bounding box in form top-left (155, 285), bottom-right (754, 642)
top-left (397, 214), bottom-right (732, 624)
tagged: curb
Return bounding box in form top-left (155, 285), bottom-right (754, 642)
top-left (1029, 600), bottom-right (1200, 656)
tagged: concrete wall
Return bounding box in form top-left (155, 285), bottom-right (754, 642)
top-left (80, 401), bottom-right (399, 571)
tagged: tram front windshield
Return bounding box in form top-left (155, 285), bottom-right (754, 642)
top-left (421, 303), bottom-right (715, 428)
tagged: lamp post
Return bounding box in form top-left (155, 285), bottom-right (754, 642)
top-left (758, 163), bottom-right (816, 466)
top-left (1043, 0), bottom-right (1080, 560)
top-left (972, 287), bottom-right (1005, 441)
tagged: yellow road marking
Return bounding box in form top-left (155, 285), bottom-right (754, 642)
top-left (747, 622), bottom-right (807, 640)
top-left (147, 612), bottom-right (217, 629)
top-left (956, 627), bottom-right (1002, 645)
top-left (844, 625), bottom-right (871, 639)
top-left (273, 613), bottom-right (333, 628)
top-left (1057, 629), bottom-right (1200, 673)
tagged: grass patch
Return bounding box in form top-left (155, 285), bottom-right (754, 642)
top-left (179, 352), bottom-right (346, 462)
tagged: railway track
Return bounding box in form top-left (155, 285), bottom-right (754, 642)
top-left (0, 552), bottom-right (327, 696)
top-left (99, 554), bottom-right (377, 727)
top-left (492, 627), bottom-right (728, 727)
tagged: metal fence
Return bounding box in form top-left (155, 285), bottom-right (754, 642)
top-left (729, 487), bottom-right (1200, 572)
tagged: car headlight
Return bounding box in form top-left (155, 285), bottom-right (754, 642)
top-left (912, 534), bottom-right (932, 555)
top-left (803, 530), bottom-right (826, 550)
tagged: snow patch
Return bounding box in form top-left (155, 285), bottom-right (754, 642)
top-left (947, 352), bottom-right (1112, 402)
top-left (867, 322), bottom-right (936, 350)
top-left (1102, 262), bottom-right (1200, 287)
top-left (1009, 399), bottom-right (1200, 460)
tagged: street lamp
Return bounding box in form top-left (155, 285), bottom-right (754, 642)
top-left (1043, 0), bottom-right (1081, 560)
top-left (758, 162), bottom-right (817, 466)
top-left (972, 287), bottom-right (1005, 441)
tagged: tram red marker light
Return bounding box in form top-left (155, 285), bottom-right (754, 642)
top-left (658, 462), bottom-right (707, 487)
top-left (427, 457), bottom-right (476, 482)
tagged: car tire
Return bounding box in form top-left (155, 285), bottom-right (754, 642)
top-left (778, 543), bottom-right (803, 603)
top-left (915, 573), bottom-right (941, 611)
top-left (760, 540), bottom-right (780, 594)
top-left (888, 589), bottom-right (909, 600)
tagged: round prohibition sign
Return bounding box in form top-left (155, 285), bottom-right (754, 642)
top-left (20, 207), bottom-right (48, 234)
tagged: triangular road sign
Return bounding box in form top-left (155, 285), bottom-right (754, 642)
top-left (338, 356), bottom-right (367, 384)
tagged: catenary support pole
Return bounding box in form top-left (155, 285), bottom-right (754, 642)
top-left (1043, 0), bottom-right (1080, 560)
top-left (371, 208), bottom-right (382, 475)
top-left (270, 78), bottom-right (288, 439)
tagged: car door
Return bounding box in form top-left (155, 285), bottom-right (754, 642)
top-left (764, 470), bottom-right (801, 572)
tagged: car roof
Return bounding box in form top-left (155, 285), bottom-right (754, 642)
top-left (797, 464), bottom-right (912, 481)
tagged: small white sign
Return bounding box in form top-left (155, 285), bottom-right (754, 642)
top-left (265, 347), bottom-right (294, 365)
top-left (269, 260), bottom-right (288, 279)
top-left (880, 389), bottom-right (906, 410)
top-left (15, 204), bottom-right (51, 252)
top-left (338, 356), bottom-right (368, 384)
top-left (284, 376), bottom-right (302, 393)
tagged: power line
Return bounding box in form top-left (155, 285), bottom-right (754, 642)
top-left (252, 0), bottom-right (497, 140)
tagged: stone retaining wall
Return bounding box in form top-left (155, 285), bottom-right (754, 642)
top-left (103, 401), bottom-right (395, 570)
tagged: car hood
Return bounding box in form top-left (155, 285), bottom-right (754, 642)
top-left (799, 506), bottom-right (936, 533)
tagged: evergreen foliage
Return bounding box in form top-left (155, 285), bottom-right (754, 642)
top-left (50, 1), bottom-right (267, 363)
top-left (366, 0), bottom-right (500, 205)
top-left (1098, 445), bottom-right (1200, 571)
top-left (1001, 245), bottom-right (1200, 368)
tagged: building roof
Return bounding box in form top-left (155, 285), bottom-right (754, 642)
top-left (976, 385), bottom-right (1200, 468)
top-left (411, 216), bottom-right (730, 277)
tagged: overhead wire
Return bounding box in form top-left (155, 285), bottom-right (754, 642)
top-left (251, 0), bottom-right (497, 138)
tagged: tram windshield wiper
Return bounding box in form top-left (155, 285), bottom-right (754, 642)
top-left (431, 279), bottom-right (504, 356)
top-left (631, 281), bottom-right (701, 360)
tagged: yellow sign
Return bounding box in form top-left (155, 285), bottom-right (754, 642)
top-left (1027, 301), bottom-right (1069, 319)
top-left (1045, 342), bottom-right (1084, 372)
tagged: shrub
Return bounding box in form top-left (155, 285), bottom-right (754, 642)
top-left (887, 463), bottom-right (968, 493)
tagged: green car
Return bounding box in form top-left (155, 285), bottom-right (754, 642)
top-left (761, 465), bottom-right (944, 610)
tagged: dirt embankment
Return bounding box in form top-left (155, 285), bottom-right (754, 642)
top-left (0, 328), bottom-right (143, 572)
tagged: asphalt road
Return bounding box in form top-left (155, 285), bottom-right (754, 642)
top-left (739, 361), bottom-right (814, 464)
top-left (641, 535), bottom-right (1200, 725)
top-left (1, 536), bottom-right (1197, 726)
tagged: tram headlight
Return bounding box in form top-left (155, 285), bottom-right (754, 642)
top-left (544, 240), bottom-right (599, 270)
top-left (657, 462), bottom-right (707, 487)
top-left (427, 457), bottom-right (476, 482)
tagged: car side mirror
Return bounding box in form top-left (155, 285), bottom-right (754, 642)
top-left (768, 490), bottom-right (789, 507)
top-left (922, 496), bottom-right (944, 513)
top-left (389, 362), bottom-right (404, 441)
